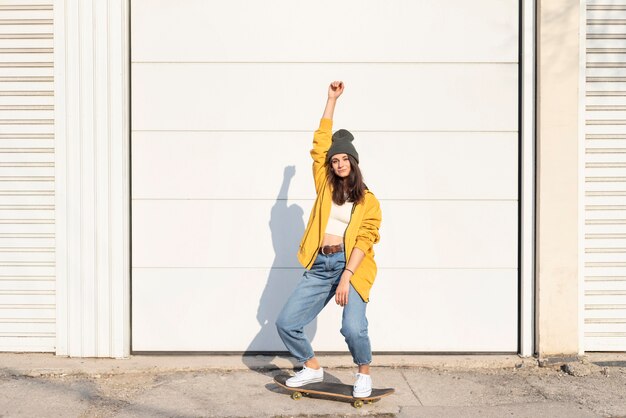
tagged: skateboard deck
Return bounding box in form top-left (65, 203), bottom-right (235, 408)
top-left (274, 374), bottom-right (395, 408)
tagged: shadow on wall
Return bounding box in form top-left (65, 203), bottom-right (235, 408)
top-left (242, 165), bottom-right (314, 372)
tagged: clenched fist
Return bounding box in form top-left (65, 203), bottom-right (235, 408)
top-left (328, 81), bottom-right (344, 99)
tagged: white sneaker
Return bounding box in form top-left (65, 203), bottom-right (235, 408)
top-left (286, 365), bottom-right (324, 387)
top-left (353, 373), bottom-right (372, 398)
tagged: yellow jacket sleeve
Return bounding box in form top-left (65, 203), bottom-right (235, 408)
top-left (355, 194), bottom-right (382, 254)
top-left (310, 118), bottom-right (333, 194)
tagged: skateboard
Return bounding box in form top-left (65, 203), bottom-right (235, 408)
top-left (273, 374), bottom-right (395, 409)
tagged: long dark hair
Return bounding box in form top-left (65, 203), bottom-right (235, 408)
top-left (326, 155), bottom-right (367, 205)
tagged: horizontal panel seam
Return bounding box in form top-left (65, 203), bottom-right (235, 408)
top-left (132, 61), bottom-right (520, 65)
top-left (131, 198), bottom-right (519, 202)
top-left (132, 129), bottom-right (519, 133)
top-left (131, 267), bottom-right (519, 270)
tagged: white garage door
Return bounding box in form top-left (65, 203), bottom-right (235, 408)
top-left (584, 0), bottom-right (626, 351)
top-left (0, 0), bottom-right (55, 352)
top-left (131, 0), bottom-right (519, 352)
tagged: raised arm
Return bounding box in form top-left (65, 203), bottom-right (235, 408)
top-left (322, 81), bottom-right (344, 119)
top-left (311, 81), bottom-right (344, 192)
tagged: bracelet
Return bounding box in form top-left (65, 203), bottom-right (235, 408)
top-left (344, 268), bottom-right (355, 276)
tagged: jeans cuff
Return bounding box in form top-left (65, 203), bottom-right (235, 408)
top-left (299, 354), bottom-right (315, 364)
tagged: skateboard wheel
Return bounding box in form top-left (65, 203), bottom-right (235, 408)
top-left (367, 400), bottom-right (373, 404)
top-left (291, 391), bottom-right (303, 401)
top-left (353, 400), bottom-right (364, 408)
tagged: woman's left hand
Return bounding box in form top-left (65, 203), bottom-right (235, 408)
top-left (335, 274), bottom-right (351, 306)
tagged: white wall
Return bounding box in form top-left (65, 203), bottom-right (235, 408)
top-left (131, 0), bottom-right (520, 352)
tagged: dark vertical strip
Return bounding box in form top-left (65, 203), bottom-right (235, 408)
top-left (532, 0), bottom-right (538, 356)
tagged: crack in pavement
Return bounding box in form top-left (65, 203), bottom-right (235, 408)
top-left (399, 369), bottom-right (423, 406)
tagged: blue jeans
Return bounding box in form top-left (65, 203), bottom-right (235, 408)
top-left (276, 251), bottom-right (372, 365)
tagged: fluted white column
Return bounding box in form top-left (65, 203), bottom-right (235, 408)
top-left (54, 0), bottom-right (130, 358)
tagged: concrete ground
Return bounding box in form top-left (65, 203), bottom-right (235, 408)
top-left (1, 353), bottom-right (626, 417)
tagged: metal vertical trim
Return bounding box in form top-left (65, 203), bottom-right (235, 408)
top-left (520, 0), bottom-right (537, 357)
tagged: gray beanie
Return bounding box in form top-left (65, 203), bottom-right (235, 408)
top-left (327, 129), bottom-right (359, 164)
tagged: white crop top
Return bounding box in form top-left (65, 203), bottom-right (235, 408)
top-left (325, 200), bottom-right (353, 237)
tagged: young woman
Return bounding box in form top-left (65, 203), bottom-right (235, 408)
top-left (275, 81), bottom-right (382, 397)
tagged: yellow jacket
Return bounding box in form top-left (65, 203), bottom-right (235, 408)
top-left (297, 118), bottom-right (382, 302)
